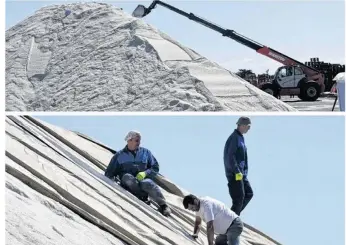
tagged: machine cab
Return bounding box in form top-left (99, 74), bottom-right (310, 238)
top-left (274, 66), bottom-right (305, 88)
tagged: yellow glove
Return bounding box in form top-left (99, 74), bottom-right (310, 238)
top-left (136, 171), bottom-right (146, 181)
top-left (235, 173), bottom-right (243, 181)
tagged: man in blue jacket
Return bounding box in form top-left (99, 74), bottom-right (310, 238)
top-left (104, 130), bottom-right (171, 216)
top-left (223, 117), bottom-right (253, 215)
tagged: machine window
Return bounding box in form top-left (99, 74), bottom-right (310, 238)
top-left (294, 67), bottom-right (304, 75)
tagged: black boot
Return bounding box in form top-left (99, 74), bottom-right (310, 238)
top-left (159, 204), bottom-right (171, 217)
top-left (136, 193), bottom-right (151, 205)
top-left (141, 196), bottom-right (151, 206)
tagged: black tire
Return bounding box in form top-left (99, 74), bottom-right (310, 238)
top-left (261, 83), bottom-right (279, 98)
top-left (300, 82), bottom-right (321, 101)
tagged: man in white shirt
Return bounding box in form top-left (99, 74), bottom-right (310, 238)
top-left (183, 194), bottom-right (243, 245)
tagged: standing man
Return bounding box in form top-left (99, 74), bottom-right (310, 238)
top-left (182, 194), bottom-right (244, 245)
top-left (104, 130), bottom-right (171, 216)
top-left (223, 116), bottom-right (253, 215)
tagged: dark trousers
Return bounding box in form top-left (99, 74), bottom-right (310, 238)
top-left (228, 176), bottom-right (253, 215)
top-left (121, 173), bottom-right (166, 206)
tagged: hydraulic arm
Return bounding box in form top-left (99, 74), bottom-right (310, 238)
top-left (132, 0), bottom-right (322, 79)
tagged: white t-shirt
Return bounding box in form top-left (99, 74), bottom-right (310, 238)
top-left (196, 196), bottom-right (238, 235)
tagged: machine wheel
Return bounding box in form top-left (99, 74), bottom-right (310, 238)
top-left (261, 83), bottom-right (279, 98)
top-left (300, 82), bottom-right (321, 101)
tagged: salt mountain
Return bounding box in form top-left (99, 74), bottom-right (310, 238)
top-left (5, 3), bottom-right (296, 111)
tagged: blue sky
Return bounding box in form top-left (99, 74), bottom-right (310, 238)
top-left (5, 0), bottom-right (345, 74)
top-left (35, 115), bottom-right (345, 245)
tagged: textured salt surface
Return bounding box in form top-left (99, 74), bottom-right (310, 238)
top-left (5, 2), bottom-right (296, 111)
top-left (5, 115), bottom-right (283, 245)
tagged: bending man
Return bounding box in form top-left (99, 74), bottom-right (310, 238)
top-left (183, 194), bottom-right (243, 245)
top-left (104, 130), bottom-right (171, 216)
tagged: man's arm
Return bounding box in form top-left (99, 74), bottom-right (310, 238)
top-left (224, 135), bottom-right (241, 181)
top-left (206, 221), bottom-right (214, 245)
top-left (244, 149), bottom-right (248, 176)
top-left (104, 153), bottom-right (120, 179)
top-left (203, 202), bottom-right (215, 245)
top-left (193, 216), bottom-right (202, 235)
top-left (144, 150), bottom-right (159, 178)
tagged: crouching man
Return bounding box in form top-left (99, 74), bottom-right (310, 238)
top-left (183, 194), bottom-right (243, 245)
top-left (104, 130), bottom-right (171, 217)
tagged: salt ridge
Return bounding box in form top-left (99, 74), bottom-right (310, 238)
top-left (5, 3), bottom-right (296, 111)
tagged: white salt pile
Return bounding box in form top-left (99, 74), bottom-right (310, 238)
top-left (5, 115), bottom-right (283, 245)
top-left (5, 2), bottom-right (296, 111)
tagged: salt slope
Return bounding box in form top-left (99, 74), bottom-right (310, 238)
top-left (5, 115), bottom-right (283, 245)
top-left (5, 2), bottom-right (296, 112)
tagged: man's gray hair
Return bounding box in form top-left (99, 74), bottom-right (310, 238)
top-left (124, 130), bottom-right (141, 141)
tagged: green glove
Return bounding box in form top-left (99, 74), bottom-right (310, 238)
top-left (235, 173), bottom-right (243, 181)
top-left (136, 171), bottom-right (146, 181)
